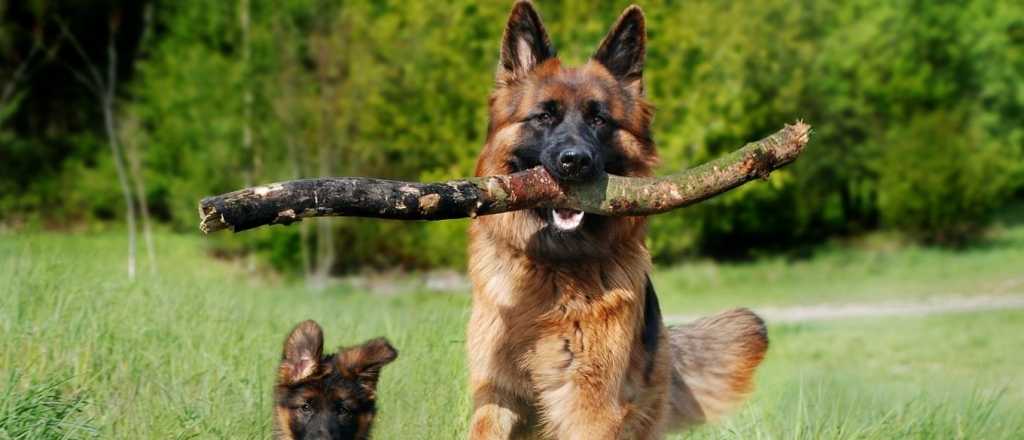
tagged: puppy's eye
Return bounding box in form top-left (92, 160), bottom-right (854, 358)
top-left (589, 115), bottom-right (606, 128)
top-left (299, 403), bottom-right (313, 415)
top-left (535, 112), bottom-right (553, 125)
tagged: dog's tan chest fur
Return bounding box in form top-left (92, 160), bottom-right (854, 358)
top-left (468, 222), bottom-right (669, 439)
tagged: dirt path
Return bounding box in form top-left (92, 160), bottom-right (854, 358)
top-left (665, 293), bottom-right (1024, 324)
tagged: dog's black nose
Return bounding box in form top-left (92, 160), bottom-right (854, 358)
top-left (556, 147), bottom-right (594, 179)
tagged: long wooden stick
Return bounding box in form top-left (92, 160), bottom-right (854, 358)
top-left (199, 121), bottom-right (810, 233)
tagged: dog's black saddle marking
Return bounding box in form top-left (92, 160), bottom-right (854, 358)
top-left (642, 275), bottom-right (662, 381)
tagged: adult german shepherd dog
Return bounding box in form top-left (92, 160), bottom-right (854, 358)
top-left (274, 320), bottom-right (398, 440)
top-left (467, 2), bottom-right (769, 438)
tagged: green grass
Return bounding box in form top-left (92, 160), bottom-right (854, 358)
top-left (1, 230), bottom-right (1022, 438)
top-left (1, 232), bottom-right (470, 438)
top-left (687, 310), bottom-right (1024, 439)
top-left (0, 371), bottom-right (96, 439)
top-left (653, 226), bottom-right (1024, 314)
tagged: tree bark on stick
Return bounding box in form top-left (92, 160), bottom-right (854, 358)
top-left (199, 121), bottom-right (811, 234)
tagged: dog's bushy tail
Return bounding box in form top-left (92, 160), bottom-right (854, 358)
top-left (665, 308), bottom-right (768, 429)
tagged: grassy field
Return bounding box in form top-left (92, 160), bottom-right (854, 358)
top-left (2, 228), bottom-right (1023, 439)
top-left (653, 225), bottom-right (1024, 314)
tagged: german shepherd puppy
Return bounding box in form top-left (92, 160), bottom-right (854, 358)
top-left (467, 2), bottom-right (769, 439)
top-left (274, 320), bottom-right (398, 440)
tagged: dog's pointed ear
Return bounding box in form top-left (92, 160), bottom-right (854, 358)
top-left (497, 0), bottom-right (555, 85)
top-left (279, 320), bottom-right (324, 384)
top-left (336, 338), bottom-right (398, 392)
top-left (593, 5), bottom-right (646, 94)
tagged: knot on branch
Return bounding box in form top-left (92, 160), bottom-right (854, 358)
top-left (274, 209), bottom-right (300, 225)
top-left (743, 148), bottom-right (779, 180)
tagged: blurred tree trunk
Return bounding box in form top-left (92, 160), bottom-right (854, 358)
top-left (102, 23), bottom-right (137, 280)
top-left (270, 11), bottom-right (314, 280)
top-left (123, 115), bottom-right (156, 275)
top-left (289, 139), bottom-right (313, 279)
top-left (239, 0), bottom-right (254, 188)
top-left (312, 28), bottom-right (338, 286)
top-left (62, 16), bottom-right (138, 280)
top-left (239, 0), bottom-right (258, 272)
top-left (126, 4), bottom-right (157, 276)
top-left (308, 7), bottom-right (357, 284)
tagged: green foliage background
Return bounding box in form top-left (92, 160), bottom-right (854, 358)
top-left (1, 0), bottom-right (1022, 272)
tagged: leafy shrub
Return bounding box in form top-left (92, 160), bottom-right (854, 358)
top-left (4, 0), bottom-right (1024, 271)
top-left (875, 111), bottom-right (1017, 244)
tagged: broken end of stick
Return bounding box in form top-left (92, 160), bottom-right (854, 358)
top-left (763, 120), bottom-right (813, 169)
top-left (736, 121), bottom-right (813, 181)
top-left (198, 202), bottom-right (230, 234)
top-left (788, 120), bottom-right (812, 149)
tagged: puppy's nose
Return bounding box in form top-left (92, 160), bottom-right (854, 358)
top-left (557, 147), bottom-right (593, 179)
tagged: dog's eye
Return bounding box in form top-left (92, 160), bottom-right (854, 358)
top-left (535, 112), bottom-right (553, 125)
top-left (589, 115), bottom-right (606, 128)
top-left (299, 403), bottom-right (313, 415)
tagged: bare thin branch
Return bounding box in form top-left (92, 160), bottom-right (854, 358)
top-left (55, 19), bottom-right (105, 92)
top-left (59, 15), bottom-right (138, 279)
top-left (1, 45), bottom-right (41, 106)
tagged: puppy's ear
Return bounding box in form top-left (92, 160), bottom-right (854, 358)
top-left (336, 338), bottom-right (398, 393)
top-left (593, 5), bottom-right (646, 94)
top-left (497, 0), bottom-right (555, 85)
top-left (278, 320), bottom-right (324, 384)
